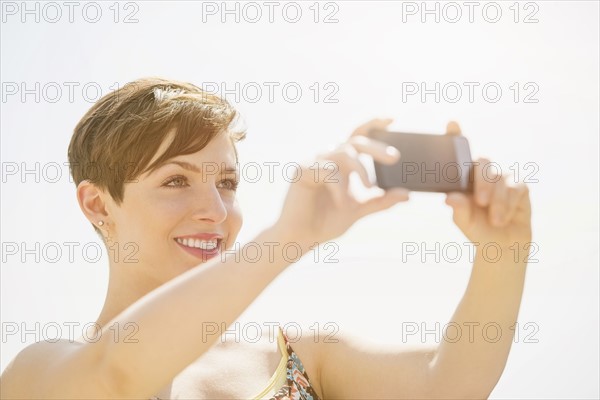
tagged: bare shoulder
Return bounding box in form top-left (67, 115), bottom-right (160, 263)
top-left (1, 339), bottom-right (83, 398)
top-left (2, 339), bottom-right (83, 376)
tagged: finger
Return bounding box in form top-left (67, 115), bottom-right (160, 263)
top-left (343, 155), bottom-right (373, 188)
top-left (446, 121), bottom-right (462, 136)
top-left (504, 182), bottom-right (530, 223)
top-left (445, 192), bottom-right (472, 230)
top-left (347, 135), bottom-right (400, 165)
top-left (297, 162), bottom-right (349, 207)
top-left (319, 150), bottom-right (373, 188)
top-left (473, 158), bottom-right (496, 207)
top-left (323, 171), bottom-right (351, 208)
top-left (489, 178), bottom-right (509, 227)
top-left (355, 188), bottom-right (410, 219)
top-left (297, 163), bottom-right (340, 186)
top-left (302, 159), bottom-right (353, 207)
top-left (351, 118), bottom-right (394, 138)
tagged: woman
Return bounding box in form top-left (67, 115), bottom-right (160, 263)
top-left (0, 78), bottom-right (532, 399)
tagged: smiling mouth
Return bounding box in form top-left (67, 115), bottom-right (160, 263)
top-left (174, 237), bottom-right (223, 261)
top-left (175, 237), bottom-right (220, 250)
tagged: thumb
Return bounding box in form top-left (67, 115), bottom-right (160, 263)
top-left (356, 188), bottom-right (410, 219)
top-left (445, 192), bottom-right (472, 231)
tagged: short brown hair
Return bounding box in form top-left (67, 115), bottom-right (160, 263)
top-left (68, 78), bottom-right (246, 232)
top-left (68, 77), bottom-right (245, 233)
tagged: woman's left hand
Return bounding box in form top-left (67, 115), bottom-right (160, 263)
top-left (272, 119), bottom-right (410, 249)
top-left (444, 122), bottom-right (533, 249)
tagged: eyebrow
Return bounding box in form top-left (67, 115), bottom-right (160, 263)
top-left (160, 161), bottom-right (238, 174)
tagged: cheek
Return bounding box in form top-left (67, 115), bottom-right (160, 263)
top-left (119, 193), bottom-right (188, 242)
top-left (226, 198), bottom-right (243, 242)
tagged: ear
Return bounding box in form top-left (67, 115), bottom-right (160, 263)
top-left (76, 180), bottom-right (110, 228)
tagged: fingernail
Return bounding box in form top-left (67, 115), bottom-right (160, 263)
top-left (386, 146), bottom-right (400, 157)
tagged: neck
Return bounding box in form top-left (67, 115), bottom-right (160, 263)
top-left (95, 262), bottom-right (161, 329)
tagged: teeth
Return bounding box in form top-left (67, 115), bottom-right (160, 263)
top-left (176, 238), bottom-right (219, 250)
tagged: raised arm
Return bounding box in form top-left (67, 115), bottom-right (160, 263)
top-left (0, 227), bottom-right (297, 399)
top-left (0, 119), bottom-right (408, 400)
top-left (429, 150), bottom-right (532, 398)
top-left (319, 121), bottom-right (533, 399)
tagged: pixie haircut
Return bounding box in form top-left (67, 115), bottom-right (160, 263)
top-left (68, 78), bottom-right (246, 234)
top-left (68, 77), bottom-right (245, 234)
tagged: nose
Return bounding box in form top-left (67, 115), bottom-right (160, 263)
top-left (191, 185), bottom-right (228, 224)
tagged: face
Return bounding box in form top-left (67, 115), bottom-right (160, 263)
top-left (104, 130), bottom-right (243, 284)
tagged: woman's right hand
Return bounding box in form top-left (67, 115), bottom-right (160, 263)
top-left (272, 118), bottom-right (410, 249)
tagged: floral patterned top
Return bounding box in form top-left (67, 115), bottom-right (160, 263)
top-left (252, 326), bottom-right (321, 400)
top-left (150, 326), bottom-right (321, 400)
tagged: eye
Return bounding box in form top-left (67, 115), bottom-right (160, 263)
top-left (162, 175), bottom-right (189, 188)
top-left (217, 178), bottom-right (239, 191)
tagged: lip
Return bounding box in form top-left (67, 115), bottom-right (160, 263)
top-left (174, 233), bottom-right (223, 240)
top-left (174, 233), bottom-right (224, 262)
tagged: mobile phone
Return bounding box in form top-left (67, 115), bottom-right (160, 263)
top-left (370, 129), bottom-right (474, 193)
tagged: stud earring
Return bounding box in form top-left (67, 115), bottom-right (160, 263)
top-left (98, 221), bottom-right (105, 226)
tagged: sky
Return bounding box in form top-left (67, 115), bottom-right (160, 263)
top-left (1, 1), bottom-right (599, 398)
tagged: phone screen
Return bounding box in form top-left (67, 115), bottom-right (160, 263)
top-left (370, 130), bottom-right (474, 193)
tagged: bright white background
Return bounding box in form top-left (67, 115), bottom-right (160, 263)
top-left (1, 1), bottom-right (598, 398)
